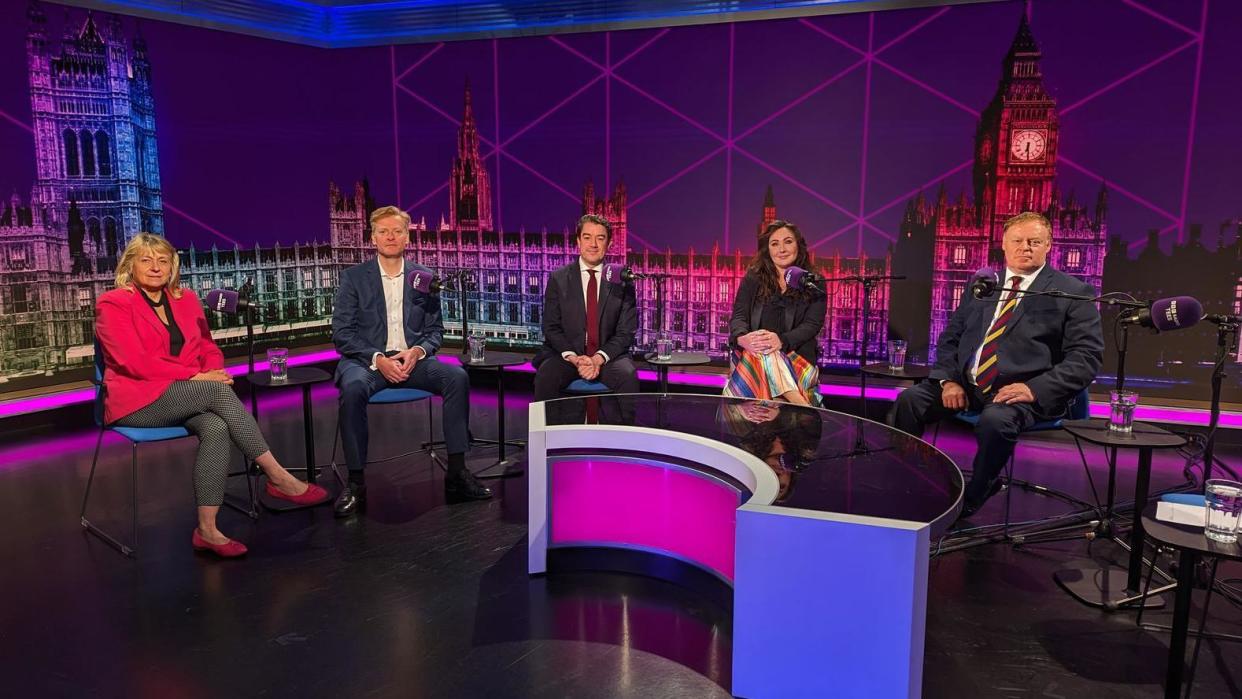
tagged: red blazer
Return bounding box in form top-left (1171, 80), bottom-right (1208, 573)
top-left (95, 286), bottom-right (225, 424)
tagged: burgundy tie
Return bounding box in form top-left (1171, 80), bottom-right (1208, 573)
top-left (975, 275), bottom-right (1023, 395)
top-left (585, 269), bottom-right (599, 356)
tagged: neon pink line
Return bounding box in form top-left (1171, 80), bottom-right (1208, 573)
top-left (873, 57), bottom-right (980, 117)
top-left (625, 230), bottom-right (659, 252)
top-left (163, 203), bottom-right (238, 245)
top-left (1127, 222), bottom-right (1179, 252)
top-left (493, 39), bottom-right (502, 233)
top-left (1060, 39), bottom-right (1197, 116)
top-left (733, 59), bottom-right (866, 143)
top-left (396, 83), bottom-right (497, 150)
top-left (724, 23), bottom-right (735, 252)
top-left (500, 74), bottom-right (606, 148)
top-left (1120, 0), bottom-right (1201, 38)
top-left (857, 14), bottom-right (875, 256)
top-left (808, 220), bottom-right (860, 251)
top-left (394, 43), bottom-right (444, 82)
top-left (862, 220), bottom-right (896, 242)
top-left (605, 33), bottom-right (611, 193)
top-left (628, 145), bottom-right (727, 208)
top-left (1177, 2), bottom-right (1208, 244)
top-left (611, 73), bottom-right (725, 143)
top-left (733, 147), bottom-right (858, 219)
top-left (863, 160), bottom-right (973, 220)
top-left (1059, 156), bottom-right (1179, 222)
top-left (500, 151), bottom-right (579, 201)
top-left (0, 109), bottom-right (33, 133)
top-left (548, 35), bottom-right (605, 70)
top-left (402, 181), bottom-right (448, 215)
top-left (391, 46), bottom-right (402, 209)
top-left (798, 18), bottom-right (867, 58)
top-left (875, 6), bottom-right (952, 55)
top-left (612, 28), bottom-right (671, 70)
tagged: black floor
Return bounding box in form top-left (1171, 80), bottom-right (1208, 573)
top-left (1, 379), bottom-right (1240, 698)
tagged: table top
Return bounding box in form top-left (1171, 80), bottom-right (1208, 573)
top-left (543, 394), bottom-right (964, 536)
top-left (1141, 504), bottom-right (1242, 561)
top-left (460, 350), bottom-right (527, 368)
top-left (249, 366), bottom-right (332, 388)
top-left (1061, 418), bottom-right (1186, 449)
top-left (861, 363), bottom-right (931, 379)
top-left (643, 351), bottom-right (713, 366)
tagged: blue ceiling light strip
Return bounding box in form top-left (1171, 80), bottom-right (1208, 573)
top-left (52, 0), bottom-right (944, 47)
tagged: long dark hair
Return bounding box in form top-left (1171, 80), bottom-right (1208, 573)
top-left (748, 220), bottom-right (813, 302)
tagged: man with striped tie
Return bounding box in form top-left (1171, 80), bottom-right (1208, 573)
top-left (890, 212), bottom-right (1103, 519)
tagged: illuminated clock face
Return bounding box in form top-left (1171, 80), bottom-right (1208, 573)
top-left (1010, 130), bottom-right (1047, 161)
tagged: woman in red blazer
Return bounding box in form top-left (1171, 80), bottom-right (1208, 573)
top-left (96, 233), bottom-right (327, 557)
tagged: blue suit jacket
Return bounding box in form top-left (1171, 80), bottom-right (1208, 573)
top-left (332, 259), bottom-right (443, 376)
top-left (929, 265), bottom-right (1103, 417)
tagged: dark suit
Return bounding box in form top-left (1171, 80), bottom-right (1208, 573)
top-left (729, 272), bottom-right (827, 364)
top-left (891, 265), bottom-right (1103, 509)
top-left (532, 260), bottom-right (639, 400)
top-left (332, 259), bottom-right (471, 472)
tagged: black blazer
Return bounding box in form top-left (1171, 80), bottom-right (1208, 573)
top-left (331, 259), bottom-right (443, 377)
top-left (930, 265), bottom-right (1104, 416)
top-left (533, 260), bottom-right (637, 368)
top-left (729, 271), bottom-right (827, 365)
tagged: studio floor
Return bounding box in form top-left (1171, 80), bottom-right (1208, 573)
top-left (1, 376), bottom-right (1240, 698)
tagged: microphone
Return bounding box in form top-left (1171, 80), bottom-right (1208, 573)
top-left (783, 266), bottom-right (824, 292)
top-left (603, 263), bottom-right (646, 283)
top-left (1202, 312), bottom-right (1241, 325)
top-left (1121, 296), bottom-right (1203, 332)
top-left (204, 288), bottom-right (253, 314)
top-left (407, 265), bottom-right (448, 294)
top-left (970, 267), bottom-right (1000, 299)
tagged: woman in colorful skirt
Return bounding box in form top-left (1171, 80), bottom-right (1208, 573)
top-left (724, 220), bottom-right (827, 406)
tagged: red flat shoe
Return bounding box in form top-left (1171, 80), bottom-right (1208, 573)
top-left (265, 481), bottom-right (330, 506)
top-left (191, 529), bottom-right (248, 558)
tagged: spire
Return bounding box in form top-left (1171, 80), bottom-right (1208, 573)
top-left (462, 77), bottom-right (474, 121)
top-left (1094, 181), bottom-right (1108, 226)
top-left (1008, 9), bottom-right (1039, 58)
top-left (763, 184), bottom-right (774, 208)
top-left (79, 11), bottom-right (103, 47)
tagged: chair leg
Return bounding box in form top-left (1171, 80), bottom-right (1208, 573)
top-left (80, 428), bottom-right (106, 524)
top-left (1004, 453), bottom-right (1014, 540)
top-left (328, 415), bottom-right (347, 487)
top-left (130, 443), bottom-right (139, 556)
top-left (931, 422), bottom-right (941, 446)
top-left (80, 431), bottom-right (137, 558)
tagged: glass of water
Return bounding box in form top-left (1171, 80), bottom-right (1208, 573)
top-left (267, 347), bottom-right (289, 382)
top-left (1204, 479), bottom-right (1242, 544)
top-left (1108, 389), bottom-right (1138, 435)
top-left (655, 332), bottom-right (673, 361)
top-left (467, 332), bottom-right (486, 363)
top-left (887, 339), bottom-right (908, 371)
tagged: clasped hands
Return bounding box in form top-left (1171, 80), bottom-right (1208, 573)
top-left (376, 347), bottom-right (424, 383)
top-left (738, 329), bottom-right (782, 357)
top-left (564, 352), bottom-right (605, 380)
top-left (939, 380), bottom-right (1034, 410)
top-left (190, 369), bottom-right (234, 385)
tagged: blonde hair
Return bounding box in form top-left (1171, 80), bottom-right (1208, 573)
top-left (369, 205), bottom-right (411, 232)
top-left (1003, 211), bottom-right (1053, 241)
top-left (115, 232), bottom-right (183, 298)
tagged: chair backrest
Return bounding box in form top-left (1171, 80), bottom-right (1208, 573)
top-left (92, 338), bottom-right (106, 427)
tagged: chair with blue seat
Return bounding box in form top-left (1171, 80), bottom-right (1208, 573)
top-left (328, 387), bottom-right (440, 485)
top-left (80, 340), bottom-right (257, 558)
top-left (936, 388), bottom-right (1094, 538)
top-left (563, 379), bottom-right (613, 395)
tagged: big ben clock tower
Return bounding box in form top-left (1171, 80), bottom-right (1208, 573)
top-left (972, 12), bottom-right (1059, 253)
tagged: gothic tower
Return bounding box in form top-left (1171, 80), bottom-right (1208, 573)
top-left (26, 4), bottom-right (163, 270)
top-left (581, 179), bottom-right (627, 259)
top-left (758, 184), bottom-right (777, 236)
top-left (329, 179), bottom-right (373, 266)
top-left (449, 80), bottom-right (493, 232)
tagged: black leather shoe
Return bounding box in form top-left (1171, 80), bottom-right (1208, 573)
top-left (445, 469), bottom-right (492, 503)
top-left (958, 479), bottom-right (1006, 520)
top-left (334, 483), bottom-right (367, 517)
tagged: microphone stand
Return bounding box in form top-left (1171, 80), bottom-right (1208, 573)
top-left (453, 270), bottom-right (473, 357)
top-left (1202, 318), bottom-right (1239, 481)
top-left (820, 274), bottom-right (906, 425)
top-left (238, 277), bottom-right (258, 421)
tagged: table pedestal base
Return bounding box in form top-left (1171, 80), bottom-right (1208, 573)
top-left (1054, 564), bottom-right (1167, 610)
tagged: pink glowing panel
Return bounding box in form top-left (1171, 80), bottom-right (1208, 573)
top-left (550, 459), bottom-right (741, 582)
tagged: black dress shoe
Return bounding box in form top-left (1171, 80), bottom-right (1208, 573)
top-left (445, 469), bottom-right (492, 503)
top-left (334, 483), bottom-right (367, 518)
top-left (958, 478), bottom-right (1006, 520)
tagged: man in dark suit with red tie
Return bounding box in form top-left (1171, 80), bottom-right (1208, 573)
top-left (890, 212), bottom-right (1104, 518)
top-left (532, 214), bottom-right (639, 400)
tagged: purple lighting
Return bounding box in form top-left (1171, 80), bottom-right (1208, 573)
top-left (550, 458), bottom-right (740, 582)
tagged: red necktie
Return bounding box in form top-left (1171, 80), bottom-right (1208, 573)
top-left (585, 269), bottom-right (599, 356)
top-left (975, 275), bottom-right (1023, 395)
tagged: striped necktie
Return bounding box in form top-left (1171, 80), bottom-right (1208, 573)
top-left (975, 275), bottom-right (1023, 395)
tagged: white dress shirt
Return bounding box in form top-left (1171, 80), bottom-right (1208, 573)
top-left (561, 257), bottom-right (610, 363)
top-left (968, 264), bottom-right (1044, 384)
top-left (370, 259), bottom-right (414, 370)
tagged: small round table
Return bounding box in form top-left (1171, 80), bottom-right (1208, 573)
top-left (1053, 418), bottom-right (1186, 608)
top-left (459, 351), bottom-right (527, 471)
top-left (644, 351), bottom-right (712, 393)
top-left (249, 366), bottom-right (333, 511)
top-left (861, 363), bottom-right (930, 381)
top-left (1140, 504), bottom-right (1242, 698)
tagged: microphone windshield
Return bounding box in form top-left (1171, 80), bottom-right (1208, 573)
top-left (1149, 296), bottom-right (1202, 332)
top-left (407, 265), bottom-right (439, 294)
top-left (784, 266), bottom-right (811, 290)
top-left (970, 267), bottom-right (999, 299)
top-left (603, 263), bottom-right (630, 284)
top-left (205, 289), bottom-right (240, 314)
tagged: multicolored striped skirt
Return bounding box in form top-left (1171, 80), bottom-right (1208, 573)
top-left (723, 349), bottom-right (820, 406)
